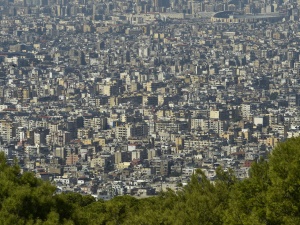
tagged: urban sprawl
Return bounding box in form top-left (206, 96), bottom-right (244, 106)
top-left (0, 0), bottom-right (299, 200)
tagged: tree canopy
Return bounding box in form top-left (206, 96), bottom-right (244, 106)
top-left (1, 137), bottom-right (300, 224)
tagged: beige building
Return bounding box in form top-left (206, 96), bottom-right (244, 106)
top-left (0, 120), bottom-right (14, 143)
top-left (66, 154), bottom-right (79, 165)
top-left (90, 157), bottom-right (106, 168)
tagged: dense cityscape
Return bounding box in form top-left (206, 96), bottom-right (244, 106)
top-left (0, 0), bottom-right (299, 200)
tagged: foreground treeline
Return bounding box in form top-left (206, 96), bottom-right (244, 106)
top-left (1, 137), bottom-right (300, 225)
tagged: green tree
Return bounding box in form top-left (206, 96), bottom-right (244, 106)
top-left (0, 153), bottom-right (56, 224)
top-left (161, 168), bottom-right (236, 225)
top-left (267, 137), bottom-right (300, 225)
top-left (3, 137), bottom-right (300, 225)
top-left (224, 159), bottom-right (270, 225)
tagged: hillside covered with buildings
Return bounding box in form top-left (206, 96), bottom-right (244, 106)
top-left (0, 0), bottom-right (300, 201)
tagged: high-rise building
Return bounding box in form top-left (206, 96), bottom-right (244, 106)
top-left (66, 153), bottom-right (79, 165)
top-left (0, 120), bottom-right (14, 143)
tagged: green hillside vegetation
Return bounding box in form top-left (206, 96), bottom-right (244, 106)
top-left (1, 137), bottom-right (300, 225)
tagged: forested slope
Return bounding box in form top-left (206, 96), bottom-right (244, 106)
top-left (1, 137), bottom-right (300, 225)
